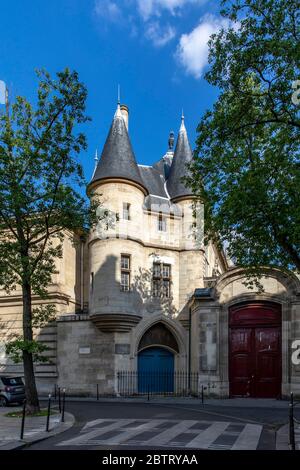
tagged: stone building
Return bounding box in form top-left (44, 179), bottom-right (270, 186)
top-left (0, 102), bottom-right (300, 398)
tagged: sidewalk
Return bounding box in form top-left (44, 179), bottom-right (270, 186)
top-left (0, 406), bottom-right (74, 450)
top-left (276, 423), bottom-right (300, 450)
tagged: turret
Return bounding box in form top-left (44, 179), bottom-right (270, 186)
top-left (166, 113), bottom-right (193, 202)
top-left (89, 102), bottom-right (147, 195)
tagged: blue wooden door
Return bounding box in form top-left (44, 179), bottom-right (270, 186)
top-left (138, 347), bottom-right (174, 393)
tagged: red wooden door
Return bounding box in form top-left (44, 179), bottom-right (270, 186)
top-left (255, 327), bottom-right (281, 398)
top-left (229, 303), bottom-right (281, 398)
top-left (229, 328), bottom-right (253, 397)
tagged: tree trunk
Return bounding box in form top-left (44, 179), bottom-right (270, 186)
top-left (22, 281), bottom-right (40, 414)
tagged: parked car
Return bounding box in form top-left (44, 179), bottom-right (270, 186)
top-left (0, 376), bottom-right (25, 406)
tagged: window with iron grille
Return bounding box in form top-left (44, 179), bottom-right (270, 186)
top-left (121, 254), bottom-right (131, 291)
top-left (123, 202), bottom-right (130, 221)
top-left (152, 262), bottom-right (171, 298)
top-left (157, 214), bottom-right (167, 232)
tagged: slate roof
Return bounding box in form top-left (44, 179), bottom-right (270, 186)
top-left (138, 165), bottom-right (166, 198)
top-left (91, 106), bottom-right (193, 203)
top-left (91, 106), bottom-right (147, 192)
top-left (166, 119), bottom-right (193, 201)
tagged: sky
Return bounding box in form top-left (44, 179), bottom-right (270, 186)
top-left (0, 0), bottom-right (227, 183)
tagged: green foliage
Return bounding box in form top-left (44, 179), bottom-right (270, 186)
top-left (0, 68), bottom-right (99, 296)
top-left (5, 338), bottom-right (49, 363)
top-left (0, 68), bottom-right (99, 377)
top-left (188, 0), bottom-right (300, 277)
top-left (31, 304), bottom-right (56, 328)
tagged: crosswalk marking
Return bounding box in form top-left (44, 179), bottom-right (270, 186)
top-left (231, 424), bottom-right (262, 450)
top-left (57, 419), bottom-right (135, 446)
top-left (144, 420), bottom-right (198, 446)
top-left (102, 420), bottom-right (163, 445)
top-left (58, 418), bottom-right (263, 450)
top-left (186, 421), bottom-right (230, 448)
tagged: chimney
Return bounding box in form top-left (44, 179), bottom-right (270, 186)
top-left (120, 104), bottom-right (129, 130)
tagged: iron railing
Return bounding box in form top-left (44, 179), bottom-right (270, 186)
top-left (117, 370), bottom-right (202, 397)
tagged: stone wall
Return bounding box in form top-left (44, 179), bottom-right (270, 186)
top-left (191, 267), bottom-right (300, 398)
top-left (56, 315), bottom-right (115, 395)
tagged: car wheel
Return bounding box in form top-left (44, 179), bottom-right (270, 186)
top-left (0, 396), bottom-right (8, 407)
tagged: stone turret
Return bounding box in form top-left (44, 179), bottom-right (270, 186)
top-left (88, 103), bottom-right (147, 333)
top-left (89, 103), bottom-right (147, 195)
top-left (166, 113), bottom-right (193, 202)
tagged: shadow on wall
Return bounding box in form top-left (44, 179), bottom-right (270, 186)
top-left (92, 254), bottom-right (178, 318)
top-left (0, 318), bottom-right (20, 373)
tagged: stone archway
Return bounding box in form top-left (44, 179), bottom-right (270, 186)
top-left (137, 322), bottom-right (180, 393)
top-left (138, 322), bottom-right (179, 353)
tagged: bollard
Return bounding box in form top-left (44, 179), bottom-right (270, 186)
top-left (61, 388), bottom-right (66, 423)
top-left (20, 399), bottom-right (26, 440)
top-left (46, 394), bottom-right (51, 432)
top-left (147, 383), bottom-right (150, 402)
top-left (289, 392), bottom-right (296, 450)
top-left (58, 387), bottom-right (61, 413)
top-left (97, 383), bottom-right (99, 401)
top-left (201, 385), bottom-right (204, 405)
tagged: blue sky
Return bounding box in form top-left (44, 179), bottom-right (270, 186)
top-left (0, 0), bottom-right (228, 182)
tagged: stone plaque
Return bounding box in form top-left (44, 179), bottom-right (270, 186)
top-left (79, 347), bottom-right (90, 355)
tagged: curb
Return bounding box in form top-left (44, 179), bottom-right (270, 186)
top-left (39, 396), bottom-right (290, 408)
top-left (0, 412), bottom-right (75, 450)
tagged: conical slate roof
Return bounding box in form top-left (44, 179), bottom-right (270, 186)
top-left (91, 105), bottom-right (147, 193)
top-left (166, 116), bottom-right (193, 200)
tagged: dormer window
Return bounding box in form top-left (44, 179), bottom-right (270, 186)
top-left (158, 214), bottom-right (167, 232)
top-left (123, 202), bottom-right (130, 221)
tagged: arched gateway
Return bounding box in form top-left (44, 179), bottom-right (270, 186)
top-left (229, 302), bottom-right (281, 398)
top-left (137, 322), bottom-right (179, 393)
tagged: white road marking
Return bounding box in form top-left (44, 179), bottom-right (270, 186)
top-left (57, 418), bottom-right (263, 450)
top-left (185, 421), bottom-right (230, 448)
top-left (231, 423), bottom-right (263, 450)
top-left (95, 420), bottom-right (163, 445)
top-left (57, 419), bottom-right (135, 446)
top-left (145, 420), bottom-right (198, 446)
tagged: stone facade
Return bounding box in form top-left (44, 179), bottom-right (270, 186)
top-left (0, 103), bottom-right (299, 398)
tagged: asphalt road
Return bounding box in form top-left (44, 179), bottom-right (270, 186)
top-left (23, 400), bottom-right (296, 450)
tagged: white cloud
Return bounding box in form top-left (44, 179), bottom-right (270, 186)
top-left (145, 22), bottom-right (176, 47)
top-left (94, 0), bottom-right (122, 23)
top-left (176, 14), bottom-right (230, 79)
top-left (137, 0), bottom-right (207, 20)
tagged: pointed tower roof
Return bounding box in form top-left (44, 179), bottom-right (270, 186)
top-left (90, 103), bottom-right (147, 194)
top-left (166, 112), bottom-right (193, 201)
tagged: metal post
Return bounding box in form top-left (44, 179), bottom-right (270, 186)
top-left (58, 387), bottom-right (61, 413)
top-left (20, 400), bottom-right (26, 440)
top-left (61, 388), bottom-right (66, 423)
top-left (97, 383), bottom-right (99, 401)
top-left (46, 394), bottom-right (51, 432)
top-left (54, 384), bottom-right (57, 400)
top-left (201, 385), bottom-right (204, 405)
top-left (289, 392), bottom-right (296, 450)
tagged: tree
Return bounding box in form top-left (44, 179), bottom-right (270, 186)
top-left (0, 69), bottom-right (97, 413)
top-left (188, 0), bottom-right (300, 280)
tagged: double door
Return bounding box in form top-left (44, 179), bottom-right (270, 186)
top-left (229, 325), bottom-right (281, 398)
